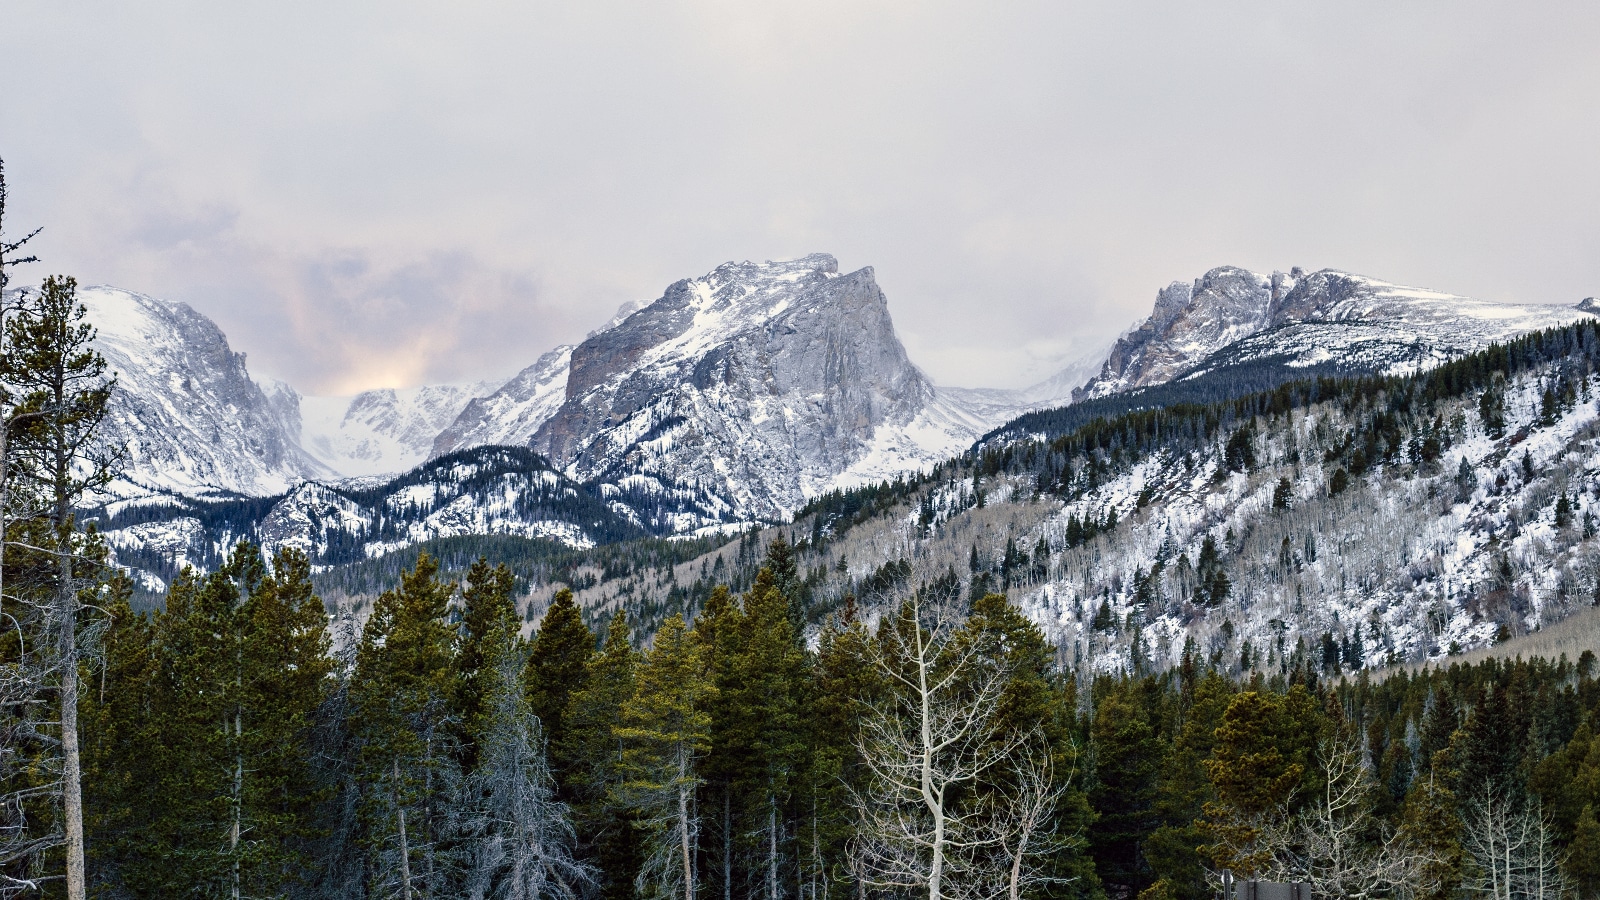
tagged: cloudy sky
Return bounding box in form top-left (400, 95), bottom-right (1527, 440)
top-left (3, 2), bottom-right (1597, 396)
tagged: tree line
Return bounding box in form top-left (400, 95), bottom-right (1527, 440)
top-left (36, 532), bottom-right (1600, 900)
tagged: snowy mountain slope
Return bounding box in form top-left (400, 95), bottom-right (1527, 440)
top-left (1076, 267), bottom-right (1594, 401)
top-left (301, 379), bottom-right (504, 477)
top-left (81, 286), bottom-right (334, 499)
top-left (833, 386), bottom-right (1058, 491)
top-left (101, 446), bottom-right (647, 590)
top-left (995, 370), bottom-right (1600, 673)
top-left (429, 346), bottom-right (572, 458)
top-left (584, 322), bottom-right (1600, 671)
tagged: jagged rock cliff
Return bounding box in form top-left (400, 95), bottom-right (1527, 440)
top-left (82, 286), bottom-right (332, 499)
top-left (528, 254), bottom-right (934, 529)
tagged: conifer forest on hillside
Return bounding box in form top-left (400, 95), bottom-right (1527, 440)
top-left (6, 165), bottom-right (1600, 900)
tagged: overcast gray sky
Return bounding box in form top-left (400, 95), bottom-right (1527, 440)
top-left (3, 2), bottom-right (1598, 396)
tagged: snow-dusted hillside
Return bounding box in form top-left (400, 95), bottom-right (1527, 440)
top-left (102, 446), bottom-right (646, 592)
top-left (575, 323), bottom-right (1600, 671)
top-left (82, 286), bottom-right (333, 499)
top-left (301, 380), bottom-right (504, 476)
top-left (1077, 267), bottom-right (1594, 400)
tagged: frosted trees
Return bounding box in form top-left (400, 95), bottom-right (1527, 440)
top-left (458, 653), bottom-right (593, 900)
top-left (848, 592), bottom-right (1067, 900)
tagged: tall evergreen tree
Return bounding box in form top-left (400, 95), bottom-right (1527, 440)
top-left (526, 586), bottom-right (594, 783)
top-left (4, 274), bottom-right (116, 900)
top-left (561, 611), bottom-right (642, 900)
top-left (724, 571), bottom-right (806, 900)
top-left (806, 608), bottom-right (883, 900)
top-left (1089, 680), bottom-right (1161, 895)
top-left (1144, 670), bottom-right (1232, 900)
top-left (351, 552), bottom-right (460, 899)
top-left (454, 557), bottom-right (519, 768)
top-left (615, 614), bottom-right (714, 900)
top-left (241, 546), bottom-right (335, 892)
top-left (457, 584), bottom-right (593, 900)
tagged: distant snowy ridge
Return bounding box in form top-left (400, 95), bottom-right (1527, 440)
top-left (425, 255), bottom-right (1096, 528)
top-left (300, 379), bottom-right (506, 477)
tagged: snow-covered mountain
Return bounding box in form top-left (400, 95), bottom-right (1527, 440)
top-left (300, 380), bottom-right (504, 476)
top-left (1076, 267), bottom-right (1595, 401)
top-left (81, 286), bottom-right (333, 499)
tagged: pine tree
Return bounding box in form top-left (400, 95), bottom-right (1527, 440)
top-left (1566, 803), bottom-right (1600, 896)
top-left (561, 611), bottom-right (642, 900)
top-left (351, 552), bottom-right (460, 899)
top-left (93, 546), bottom-right (262, 894)
top-left (614, 614), bottom-right (713, 900)
top-left (718, 571), bottom-right (806, 900)
top-left (806, 611), bottom-right (883, 900)
top-left (525, 586), bottom-right (594, 785)
top-left (1145, 670), bottom-right (1232, 900)
top-left (763, 535), bottom-right (805, 635)
top-left (457, 589), bottom-right (593, 900)
top-left (963, 593), bottom-right (1098, 899)
top-left (1397, 776), bottom-right (1464, 900)
top-left (236, 546), bottom-right (335, 893)
top-left (3, 274), bottom-right (117, 900)
top-left (80, 575), bottom-right (153, 894)
top-left (1089, 680), bottom-right (1161, 895)
top-left (1199, 689), bottom-right (1319, 876)
top-left (695, 584), bottom-right (744, 900)
top-left (454, 557), bottom-right (519, 767)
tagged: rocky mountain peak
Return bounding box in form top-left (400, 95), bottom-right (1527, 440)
top-left (1076, 265), bottom-right (1278, 400)
top-left (1076, 266), bottom-right (1596, 402)
top-left (516, 255), bottom-right (925, 528)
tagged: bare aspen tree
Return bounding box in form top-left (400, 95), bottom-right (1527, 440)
top-left (990, 741), bottom-right (1072, 900)
top-left (1461, 784), bottom-right (1568, 900)
top-left (1285, 720), bottom-right (1419, 897)
top-left (848, 593), bottom-right (1059, 900)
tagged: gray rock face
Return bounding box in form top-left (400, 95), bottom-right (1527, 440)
top-left (81, 286), bottom-right (333, 499)
top-left (1077, 266), bottom-right (1595, 400)
top-left (1076, 267), bottom-right (1280, 400)
top-left (528, 253), bottom-right (933, 528)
